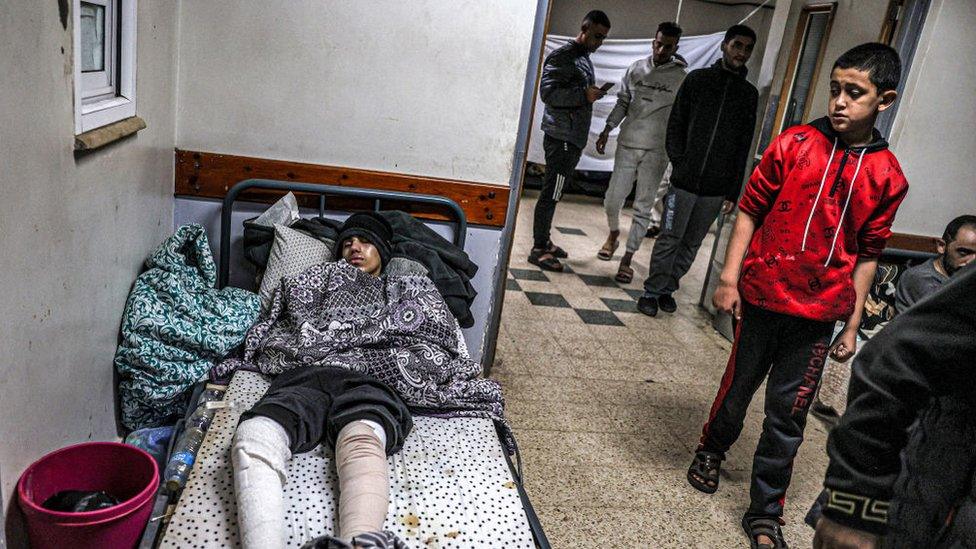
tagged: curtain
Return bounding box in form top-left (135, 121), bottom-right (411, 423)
top-left (527, 33), bottom-right (725, 172)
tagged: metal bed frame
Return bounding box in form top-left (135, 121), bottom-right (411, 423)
top-left (145, 178), bottom-right (551, 548)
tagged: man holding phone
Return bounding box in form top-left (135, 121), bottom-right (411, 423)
top-left (595, 22), bottom-right (686, 284)
top-left (530, 10), bottom-right (612, 272)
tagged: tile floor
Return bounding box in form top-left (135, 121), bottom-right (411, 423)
top-left (493, 190), bottom-right (831, 548)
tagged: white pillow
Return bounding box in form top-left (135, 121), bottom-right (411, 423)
top-left (259, 224), bottom-right (332, 309)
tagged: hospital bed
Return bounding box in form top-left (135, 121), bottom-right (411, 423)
top-left (154, 179), bottom-right (549, 548)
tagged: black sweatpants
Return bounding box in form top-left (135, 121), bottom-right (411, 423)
top-left (699, 302), bottom-right (835, 517)
top-left (533, 134), bottom-right (583, 250)
top-left (241, 366), bottom-right (413, 456)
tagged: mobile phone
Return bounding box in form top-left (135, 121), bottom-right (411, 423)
top-left (599, 82), bottom-right (615, 92)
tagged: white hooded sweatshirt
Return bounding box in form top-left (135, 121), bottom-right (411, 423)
top-left (605, 55), bottom-right (688, 150)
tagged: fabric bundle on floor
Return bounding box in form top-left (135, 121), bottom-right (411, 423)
top-left (115, 224), bottom-right (261, 430)
top-left (213, 260), bottom-right (511, 450)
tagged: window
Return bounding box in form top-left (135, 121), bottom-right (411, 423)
top-left (73, 0), bottom-right (137, 134)
top-left (772, 4), bottom-right (835, 136)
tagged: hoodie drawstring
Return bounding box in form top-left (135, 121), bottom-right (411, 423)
top-left (801, 138), bottom-right (837, 252)
top-left (824, 149), bottom-right (866, 266)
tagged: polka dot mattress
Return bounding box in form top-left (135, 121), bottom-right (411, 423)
top-left (160, 370), bottom-right (534, 548)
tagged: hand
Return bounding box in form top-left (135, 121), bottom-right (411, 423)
top-left (585, 86), bottom-right (607, 103)
top-left (829, 328), bottom-right (858, 362)
top-left (596, 132), bottom-right (609, 155)
top-left (712, 281), bottom-right (742, 320)
top-left (721, 200), bottom-right (736, 215)
top-left (813, 516), bottom-right (879, 549)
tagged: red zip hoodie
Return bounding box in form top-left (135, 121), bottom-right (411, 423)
top-left (737, 117), bottom-right (909, 322)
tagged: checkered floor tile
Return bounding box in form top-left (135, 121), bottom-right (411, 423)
top-left (577, 273), bottom-right (620, 288)
top-left (575, 308), bottom-right (624, 326)
top-left (505, 265), bottom-right (635, 326)
top-left (509, 268), bottom-right (549, 282)
top-left (524, 292), bottom-right (571, 308)
top-left (600, 297), bottom-right (638, 313)
top-left (555, 226), bottom-right (587, 236)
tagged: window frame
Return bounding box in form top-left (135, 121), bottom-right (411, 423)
top-left (770, 4), bottom-right (836, 139)
top-left (79, 0), bottom-right (116, 101)
top-left (73, 0), bottom-right (137, 134)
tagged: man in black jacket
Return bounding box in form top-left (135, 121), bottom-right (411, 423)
top-left (814, 264), bottom-right (976, 548)
top-left (638, 25), bottom-right (758, 316)
top-left (529, 10), bottom-right (611, 272)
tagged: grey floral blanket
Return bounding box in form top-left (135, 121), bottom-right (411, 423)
top-left (216, 261), bottom-right (512, 450)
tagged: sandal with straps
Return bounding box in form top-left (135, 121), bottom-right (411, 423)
top-left (597, 238), bottom-right (619, 261)
top-left (528, 249), bottom-right (564, 272)
top-left (741, 515), bottom-right (789, 549)
top-left (546, 241), bottom-right (568, 259)
top-left (614, 264), bottom-right (634, 283)
top-left (687, 450), bottom-right (722, 494)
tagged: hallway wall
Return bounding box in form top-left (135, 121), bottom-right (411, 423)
top-left (0, 0), bottom-right (179, 540)
top-left (887, 0), bottom-right (976, 236)
top-left (175, 1), bottom-right (539, 187)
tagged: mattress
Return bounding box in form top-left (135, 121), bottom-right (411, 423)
top-left (160, 370), bottom-right (534, 548)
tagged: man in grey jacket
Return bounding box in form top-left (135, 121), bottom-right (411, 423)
top-left (529, 10), bottom-right (611, 272)
top-left (894, 214), bottom-right (976, 313)
top-left (595, 22), bottom-right (686, 284)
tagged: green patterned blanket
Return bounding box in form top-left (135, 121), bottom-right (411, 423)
top-left (115, 224), bottom-right (260, 430)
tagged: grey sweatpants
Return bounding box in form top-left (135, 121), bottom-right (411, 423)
top-left (603, 145), bottom-right (670, 254)
top-left (643, 186), bottom-right (724, 297)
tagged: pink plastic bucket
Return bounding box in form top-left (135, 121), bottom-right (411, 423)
top-left (17, 441), bottom-right (159, 549)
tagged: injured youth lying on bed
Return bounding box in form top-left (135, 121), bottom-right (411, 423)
top-left (160, 211), bottom-right (530, 549)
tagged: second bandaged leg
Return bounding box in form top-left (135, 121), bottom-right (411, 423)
top-left (336, 419), bottom-right (390, 541)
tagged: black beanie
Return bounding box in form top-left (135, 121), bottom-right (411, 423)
top-left (333, 212), bottom-right (394, 267)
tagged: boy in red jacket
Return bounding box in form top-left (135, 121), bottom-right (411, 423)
top-left (688, 43), bottom-right (909, 548)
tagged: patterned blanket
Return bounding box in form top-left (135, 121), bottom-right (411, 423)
top-left (116, 224), bottom-right (261, 430)
top-left (215, 261), bottom-right (512, 451)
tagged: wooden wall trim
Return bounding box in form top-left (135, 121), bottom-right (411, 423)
top-left (175, 150), bottom-right (510, 227)
top-left (888, 232), bottom-right (941, 254)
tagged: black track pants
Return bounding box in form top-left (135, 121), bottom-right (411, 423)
top-left (533, 134), bottom-right (582, 250)
top-left (699, 302), bottom-right (835, 517)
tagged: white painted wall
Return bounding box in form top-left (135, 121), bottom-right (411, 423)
top-left (175, 1), bottom-right (539, 186)
top-left (0, 0), bottom-right (178, 536)
top-left (887, 0), bottom-right (976, 236)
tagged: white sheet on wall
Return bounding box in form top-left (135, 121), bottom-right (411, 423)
top-left (527, 33), bottom-right (725, 172)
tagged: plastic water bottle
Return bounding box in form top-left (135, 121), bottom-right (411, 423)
top-left (164, 450), bottom-right (196, 492)
top-left (163, 384), bottom-right (228, 493)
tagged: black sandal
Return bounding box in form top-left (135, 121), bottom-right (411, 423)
top-left (741, 515), bottom-right (788, 549)
top-left (687, 450), bottom-right (722, 494)
top-left (546, 241), bottom-right (568, 259)
top-left (528, 249), bottom-right (563, 272)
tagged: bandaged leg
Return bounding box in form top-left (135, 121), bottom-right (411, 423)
top-left (232, 416), bottom-right (292, 549)
top-left (335, 419), bottom-right (390, 540)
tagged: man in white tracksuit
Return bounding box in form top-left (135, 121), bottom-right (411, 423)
top-left (596, 22), bottom-right (687, 284)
